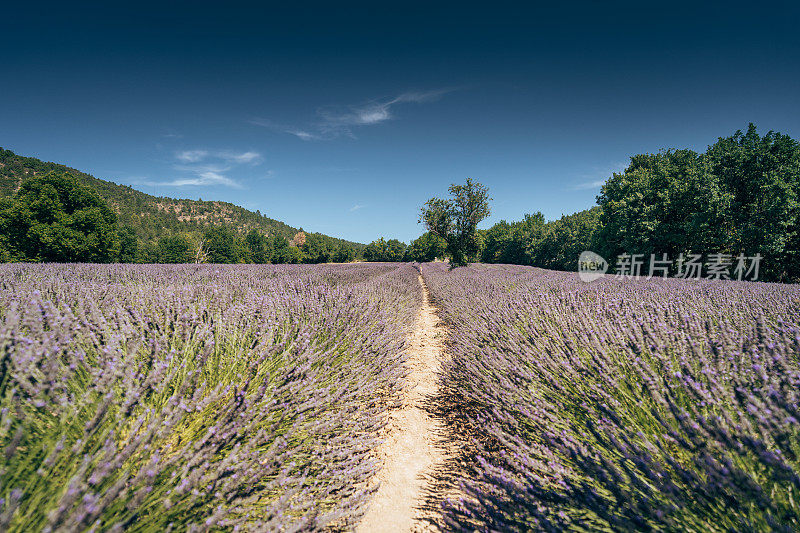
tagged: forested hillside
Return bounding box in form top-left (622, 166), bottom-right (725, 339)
top-left (0, 148), bottom-right (363, 262)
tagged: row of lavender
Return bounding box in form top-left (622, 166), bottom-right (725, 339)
top-left (422, 263), bottom-right (800, 532)
top-left (0, 263), bottom-right (420, 532)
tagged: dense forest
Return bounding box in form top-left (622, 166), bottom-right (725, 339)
top-left (0, 148), bottom-right (364, 263)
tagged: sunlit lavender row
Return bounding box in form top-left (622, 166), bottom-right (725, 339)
top-left (0, 263), bottom-right (420, 532)
top-left (422, 263), bottom-right (800, 532)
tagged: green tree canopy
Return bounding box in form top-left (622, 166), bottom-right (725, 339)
top-left (118, 226), bottom-right (139, 263)
top-left (300, 233), bottom-right (332, 264)
top-left (245, 229), bottom-right (272, 263)
top-left (596, 124), bottom-right (800, 281)
top-left (157, 235), bottom-right (194, 263)
top-left (333, 245), bottom-right (356, 263)
top-left (271, 234), bottom-right (301, 263)
top-left (479, 209), bottom-right (600, 271)
top-left (595, 149), bottom-right (719, 261)
top-left (709, 124), bottom-right (800, 279)
top-left (407, 232), bottom-right (446, 262)
top-left (203, 226), bottom-right (240, 263)
top-left (482, 213), bottom-right (545, 264)
top-left (363, 238), bottom-right (408, 262)
top-left (0, 148), bottom-right (366, 264)
top-left (385, 239), bottom-right (407, 261)
top-left (531, 208), bottom-right (601, 270)
top-left (420, 178), bottom-right (491, 267)
top-left (363, 238), bottom-right (385, 262)
top-left (0, 171), bottom-right (119, 262)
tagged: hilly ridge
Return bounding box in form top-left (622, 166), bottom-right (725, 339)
top-left (0, 147), bottom-right (363, 252)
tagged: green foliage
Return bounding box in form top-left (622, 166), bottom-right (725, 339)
top-left (0, 149), bottom-right (301, 245)
top-left (533, 207), bottom-right (602, 269)
top-left (482, 212), bottom-right (545, 264)
top-left (363, 238), bottom-right (408, 262)
top-left (0, 148), bottom-right (364, 264)
top-left (710, 124), bottom-right (800, 280)
top-left (387, 239), bottom-right (407, 261)
top-left (476, 125), bottom-right (799, 282)
top-left (283, 246), bottom-right (302, 264)
top-left (597, 124), bottom-right (800, 281)
top-left (271, 234), bottom-right (301, 264)
top-left (333, 245), bottom-right (356, 263)
top-left (118, 227), bottom-right (139, 263)
top-left (245, 229), bottom-right (272, 263)
top-left (203, 226), bottom-right (240, 263)
top-left (157, 235), bottom-right (194, 263)
top-left (480, 209), bottom-right (600, 271)
top-left (420, 178), bottom-right (491, 267)
top-left (595, 149), bottom-right (719, 261)
top-left (0, 172), bottom-right (119, 262)
top-left (481, 220), bottom-right (513, 263)
top-left (406, 232), bottom-right (447, 262)
top-left (300, 233), bottom-right (332, 264)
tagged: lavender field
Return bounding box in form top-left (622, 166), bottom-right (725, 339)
top-left (422, 263), bottom-right (800, 532)
top-left (2, 262), bottom-right (800, 532)
top-left (0, 263), bottom-right (420, 531)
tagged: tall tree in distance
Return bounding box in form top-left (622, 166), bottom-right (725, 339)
top-left (420, 178), bottom-right (491, 267)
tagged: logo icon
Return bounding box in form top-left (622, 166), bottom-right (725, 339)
top-left (578, 251), bottom-right (608, 282)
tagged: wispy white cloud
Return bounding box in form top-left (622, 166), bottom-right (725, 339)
top-left (322, 90), bottom-right (450, 128)
top-left (137, 164), bottom-right (244, 189)
top-left (156, 171), bottom-right (243, 189)
top-left (176, 149), bottom-right (209, 163)
top-left (349, 204), bottom-right (366, 212)
top-left (568, 161), bottom-right (628, 191)
top-left (172, 163), bottom-right (229, 174)
top-left (248, 118), bottom-right (277, 128)
top-left (175, 150), bottom-right (262, 165)
top-left (288, 129), bottom-right (322, 141)
top-left (140, 149), bottom-right (266, 189)
top-left (219, 150), bottom-right (262, 164)
top-left (251, 88), bottom-right (454, 141)
top-left (570, 179), bottom-right (607, 190)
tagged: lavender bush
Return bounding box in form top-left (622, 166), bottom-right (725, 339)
top-left (422, 263), bottom-right (800, 532)
top-left (0, 263), bottom-right (420, 531)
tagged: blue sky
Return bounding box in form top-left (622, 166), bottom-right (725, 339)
top-left (2, 1), bottom-right (799, 243)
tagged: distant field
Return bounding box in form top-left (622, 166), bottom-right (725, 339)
top-left (1, 263), bottom-right (799, 531)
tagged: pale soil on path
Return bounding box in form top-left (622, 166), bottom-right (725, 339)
top-left (356, 274), bottom-right (450, 533)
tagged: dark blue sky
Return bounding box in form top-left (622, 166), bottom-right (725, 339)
top-left (2, 1), bottom-right (799, 243)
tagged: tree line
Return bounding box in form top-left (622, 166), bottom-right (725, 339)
top-left (133, 227), bottom-right (359, 264)
top-left (360, 233), bottom-right (447, 263)
top-left (417, 124), bottom-right (799, 282)
top-left (0, 167), bottom-right (447, 265)
top-left (2, 124), bottom-right (797, 279)
top-left (0, 172), bottom-right (361, 264)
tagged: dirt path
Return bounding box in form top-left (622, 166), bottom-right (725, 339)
top-left (356, 274), bottom-right (448, 533)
